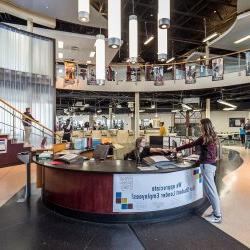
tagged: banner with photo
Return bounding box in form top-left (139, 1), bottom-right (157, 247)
top-left (246, 52), bottom-right (250, 76)
top-left (154, 66), bottom-right (164, 86)
top-left (87, 66), bottom-right (97, 85)
top-left (185, 64), bottom-right (196, 84)
top-left (145, 65), bottom-right (154, 81)
top-left (64, 61), bottom-right (76, 84)
top-left (212, 58), bottom-right (224, 81)
top-left (106, 66), bottom-right (116, 81)
top-left (126, 66), bottom-right (141, 82)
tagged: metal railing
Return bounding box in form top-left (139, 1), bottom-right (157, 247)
top-left (0, 98), bottom-right (61, 148)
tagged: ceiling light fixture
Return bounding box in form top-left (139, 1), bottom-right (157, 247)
top-left (144, 35), bottom-right (154, 45)
top-left (97, 109), bottom-right (102, 113)
top-left (158, 0), bottom-right (170, 29)
top-left (108, 0), bottom-right (121, 48)
top-left (95, 34), bottom-right (105, 85)
top-left (166, 57), bottom-right (175, 63)
top-left (223, 107), bottom-right (236, 111)
top-left (151, 104), bottom-right (155, 109)
top-left (202, 32), bottom-right (218, 43)
top-left (217, 99), bottom-right (237, 108)
top-left (129, 15), bottom-right (138, 63)
top-left (89, 51), bottom-right (95, 57)
top-left (78, 0), bottom-right (90, 22)
top-left (139, 110), bottom-right (145, 113)
top-left (171, 109), bottom-right (180, 113)
top-left (58, 41), bottom-right (64, 49)
top-left (234, 35), bottom-right (250, 44)
top-left (167, 66), bottom-right (173, 70)
top-left (158, 19), bottom-right (168, 62)
top-left (86, 60), bottom-right (91, 64)
top-left (181, 103), bottom-right (192, 110)
top-left (58, 52), bottom-right (63, 59)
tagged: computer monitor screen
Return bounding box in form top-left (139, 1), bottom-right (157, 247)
top-left (163, 136), bottom-right (170, 148)
top-left (169, 137), bottom-right (181, 148)
top-left (149, 136), bottom-right (163, 148)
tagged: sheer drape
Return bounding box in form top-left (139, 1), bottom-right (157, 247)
top-left (0, 24), bottom-right (55, 147)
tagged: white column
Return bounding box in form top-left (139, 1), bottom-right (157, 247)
top-left (135, 92), bottom-right (140, 138)
top-left (206, 98), bottom-right (211, 119)
top-left (109, 106), bottom-right (112, 129)
top-left (27, 19), bottom-right (33, 33)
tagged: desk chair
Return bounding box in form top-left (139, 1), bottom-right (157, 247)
top-left (93, 144), bottom-right (110, 160)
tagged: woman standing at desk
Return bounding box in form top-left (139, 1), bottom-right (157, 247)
top-left (62, 119), bottom-right (73, 142)
top-left (124, 137), bottom-right (169, 162)
top-left (239, 123), bottom-right (245, 146)
top-left (172, 118), bottom-right (222, 224)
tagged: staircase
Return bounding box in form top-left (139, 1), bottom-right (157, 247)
top-left (0, 98), bottom-right (61, 167)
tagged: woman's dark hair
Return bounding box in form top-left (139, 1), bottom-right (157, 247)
top-left (200, 118), bottom-right (217, 144)
top-left (135, 137), bottom-right (144, 150)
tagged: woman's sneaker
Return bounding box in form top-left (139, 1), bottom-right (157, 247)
top-left (208, 214), bottom-right (222, 223)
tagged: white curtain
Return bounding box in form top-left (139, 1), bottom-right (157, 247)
top-left (0, 24), bottom-right (55, 147)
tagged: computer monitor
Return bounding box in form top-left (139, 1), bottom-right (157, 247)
top-left (163, 136), bottom-right (170, 148)
top-left (169, 136), bottom-right (181, 148)
top-left (149, 136), bottom-right (163, 148)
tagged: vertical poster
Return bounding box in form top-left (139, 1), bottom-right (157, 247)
top-left (154, 66), bottom-right (164, 86)
top-left (246, 52), bottom-right (250, 76)
top-left (64, 61), bottom-right (76, 84)
top-left (145, 65), bottom-right (154, 81)
top-left (212, 58), bottom-right (224, 81)
top-left (106, 66), bottom-right (116, 81)
top-left (87, 66), bottom-right (97, 85)
top-left (185, 64), bottom-right (196, 84)
top-left (78, 65), bottom-right (87, 80)
top-left (127, 66), bottom-right (140, 82)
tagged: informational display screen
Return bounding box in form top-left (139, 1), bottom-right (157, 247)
top-left (149, 136), bottom-right (163, 148)
top-left (113, 167), bottom-right (203, 212)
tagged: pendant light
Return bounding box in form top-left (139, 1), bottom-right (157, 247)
top-left (108, 0), bottom-right (121, 48)
top-left (129, 15), bottom-right (138, 63)
top-left (158, 19), bottom-right (168, 61)
top-left (78, 0), bottom-right (90, 22)
top-left (158, 0), bottom-right (170, 29)
top-left (95, 34), bottom-right (105, 85)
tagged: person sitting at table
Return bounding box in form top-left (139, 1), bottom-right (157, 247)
top-left (124, 137), bottom-right (169, 161)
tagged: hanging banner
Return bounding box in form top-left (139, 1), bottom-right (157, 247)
top-left (64, 61), bottom-right (76, 84)
top-left (185, 64), bottom-right (196, 84)
top-left (127, 66), bottom-right (141, 82)
top-left (154, 66), bottom-right (164, 86)
top-left (113, 167), bottom-right (203, 212)
top-left (106, 66), bottom-right (116, 81)
top-left (246, 52), bottom-right (250, 76)
top-left (145, 65), bottom-right (154, 81)
top-left (212, 58), bottom-right (224, 81)
top-left (87, 66), bottom-right (97, 85)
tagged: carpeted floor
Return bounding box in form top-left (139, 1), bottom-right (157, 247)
top-left (0, 186), bottom-right (248, 250)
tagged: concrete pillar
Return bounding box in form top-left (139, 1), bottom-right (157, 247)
top-left (109, 106), bottom-right (112, 129)
top-left (89, 114), bottom-right (94, 128)
top-left (135, 92), bottom-right (140, 138)
top-left (206, 98), bottom-right (211, 119)
top-left (27, 19), bottom-right (33, 33)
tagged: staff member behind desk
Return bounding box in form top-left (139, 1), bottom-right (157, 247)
top-left (62, 119), bottom-right (73, 142)
top-left (124, 137), bottom-right (169, 162)
top-left (159, 122), bottom-right (168, 136)
top-left (172, 118), bottom-right (222, 224)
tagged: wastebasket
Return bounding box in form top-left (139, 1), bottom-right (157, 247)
top-left (17, 152), bottom-right (31, 202)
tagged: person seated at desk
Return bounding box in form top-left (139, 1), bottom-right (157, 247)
top-left (124, 137), bottom-right (169, 161)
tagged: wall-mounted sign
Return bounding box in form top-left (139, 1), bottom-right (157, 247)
top-left (113, 167), bottom-right (203, 212)
top-left (64, 61), bottom-right (76, 84)
top-left (229, 118), bottom-right (245, 127)
top-left (212, 58), bottom-right (224, 81)
top-left (0, 138), bottom-right (7, 154)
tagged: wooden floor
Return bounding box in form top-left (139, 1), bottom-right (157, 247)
top-left (0, 147), bottom-right (250, 247)
top-left (0, 163), bottom-right (36, 207)
top-left (203, 146), bottom-right (250, 247)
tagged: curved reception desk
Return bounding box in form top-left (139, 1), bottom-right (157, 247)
top-left (34, 159), bottom-right (207, 223)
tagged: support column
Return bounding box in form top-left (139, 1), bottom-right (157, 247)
top-left (206, 98), bottom-right (211, 119)
top-left (89, 114), bottom-right (94, 129)
top-left (135, 92), bottom-right (140, 138)
top-left (109, 105), bottom-right (112, 129)
top-left (27, 19), bottom-right (33, 33)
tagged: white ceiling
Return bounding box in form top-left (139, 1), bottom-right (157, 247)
top-left (237, 0), bottom-right (250, 13)
top-left (7, 24), bottom-right (117, 65)
top-left (7, 0), bottom-right (107, 29)
top-left (209, 11), bottom-right (250, 51)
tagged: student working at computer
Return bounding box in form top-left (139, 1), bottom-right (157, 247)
top-left (124, 137), bottom-right (169, 161)
top-left (171, 118), bottom-right (222, 224)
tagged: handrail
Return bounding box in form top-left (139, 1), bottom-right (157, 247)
top-left (0, 121), bottom-right (58, 140)
top-left (0, 98), bottom-right (61, 138)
